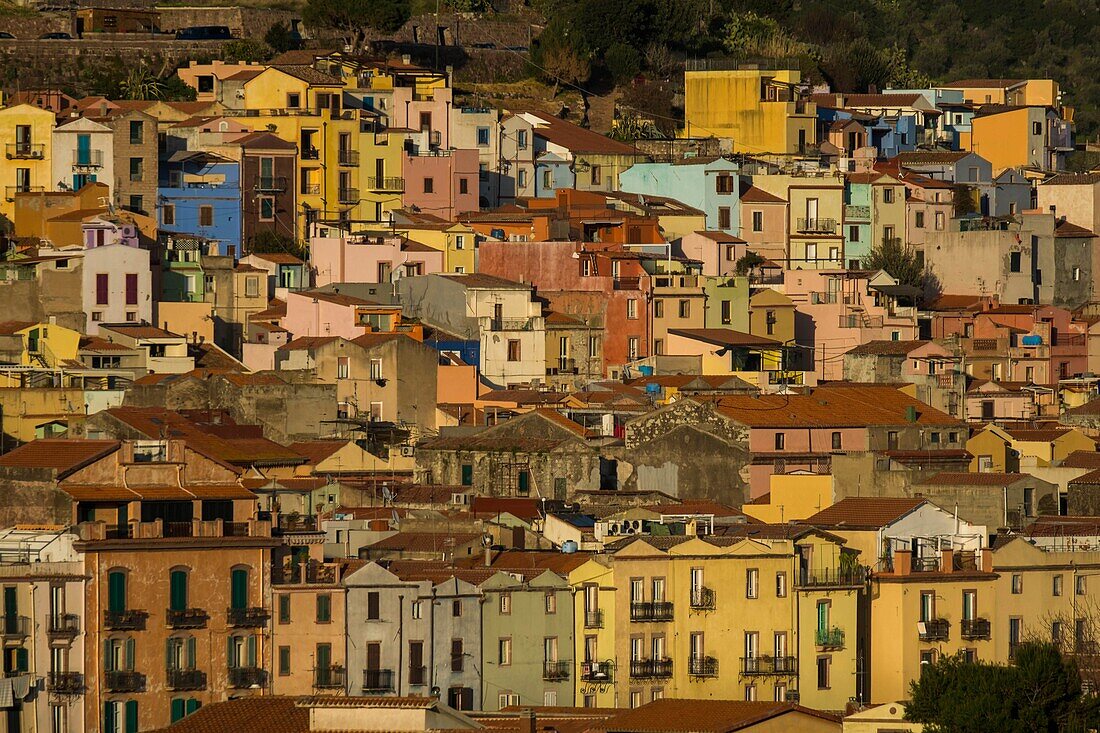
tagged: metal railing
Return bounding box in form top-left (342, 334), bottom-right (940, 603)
top-left (277, 515), bottom-right (318, 532)
top-left (919, 618), bottom-right (950, 641)
top-left (543, 660), bottom-right (570, 680)
top-left (5, 185), bottom-right (44, 201)
top-left (315, 665), bottom-right (345, 689)
top-left (256, 176), bottom-right (288, 192)
top-left (72, 149), bottom-right (104, 168)
top-left (47, 671), bottom-right (84, 695)
top-left (580, 661), bottom-right (613, 682)
top-left (815, 627), bottom-right (845, 648)
top-left (796, 217), bottom-right (836, 233)
top-left (362, 668), bottom-right (394, 692)
top-left (105, 671), bottom-right (145, 693)
top-left (797, 567), bottom-right (867, 587)
top-left (338, 149), bottom-right (359, 166)
top-left (226, 607), bottom-right (269, 627)
top-left (584, 610), bottom-right (603, 629)
top-left (365, 176), bottom-right (405, 192)
top-left (629, 658), bottom-right (672, 678)
top-left (844, 204), bottom-right (870, 219)
top-left (228, 666), bottom-right (267, 689)
top-left (488, 317), bottom-right (534, 332)
top-left (689, 656), bottom-right (719, 677)
top-left (301, 183), bottom-right (321, 195)
top-left (273, 561), bottom-right (337, 585)
top-left (166, 668), bottom-right (206, 691)
top-left (630, 601), bottom-right (674, 622)
top-left (166, 608), bottom-right (209, 629)
top-left (741, 656), bottom-right (797, 675)
top-left (961, 618), bottom-right (991, 640)
top-left (338, 187), bottom-right (359, 204)
top-left (0, 616), bottom-right (28, 637)
top-left (612, 277), bottom-right (641, 290)
top-left (46, 614), bottom-right (79, 638)
top-left (6, 143), bottom-right (44, 159)
top-left (104, 610), bottom-right (146, 631)
top-left (690, 587), bottom-right (716, 610)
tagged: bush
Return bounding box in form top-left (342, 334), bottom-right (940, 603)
top-left (605, 42), bottom-right (641, 85)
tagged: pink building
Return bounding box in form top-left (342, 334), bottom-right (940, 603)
top-left (283, 289), bottom-right (376, 340)
top-left (400, 147), bottom-right (480, 220)
top-left (784, 268), bottom-right (920, 380)
top-left (677, 231), bottom-right (747, 276)
top-left (311, 233), bottom-right (444, 287)
top-left (392, 84), bottom-right (453, 149)
top-left (739, 186), bottom-right (788, 263)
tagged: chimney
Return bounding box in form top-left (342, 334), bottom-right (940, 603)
top-left (402, 54), bottom-right (412, 65)
top-left (940, 547), bottom-right (954, 573)
top-left (894, 549), bottom-right (912, 574)
top-left (521, 709), bottom-right (536, 733)
top-left (981, 547), bottom-right (992, 571)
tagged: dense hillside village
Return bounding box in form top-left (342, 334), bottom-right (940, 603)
top-left (0, 0), bottom-right (1099, 730)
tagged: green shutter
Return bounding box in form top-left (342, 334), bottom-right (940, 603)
top-left (124, 700), bottom-right (138, 733)
top-left (108, 572), bottom-right (126, 613)
top-left (104, 702), bottom-right (116, 733)
top-left (186, 637), bottom-right (196, 669)
top-left (185, 699), bottom-right (201, 715)
top-left (104, 640), bottom-right (115, 672)
top-left (165, 638), bottom-right (173, 670)
top-left (170, 698), bottom-right (185, 723)
top-left (518, 471), bottom-right (530, 494)
top-left (15, 647), bottom-right (27, 672)
top-left (461, 464), bottom-right (473, 486)
top-left (170, 570), bottom-right (188, 611)
top-left (316, 594), bottom-right (330, 623)
top-left (246, 635), bottom-right (257, 667)
top-left (227, 636), bottom-right (236, 669)
top-left (279, 646), bottom-right (290, 675)
top-left (316, 643), bottom-right (330, 669)
top-left (124, 638), bottom-right (135, 671)
top-left (3, 587), bottom-right (16, 620)
top-left (279, 595), bottom-right (291, 623)
top-left (230, 569), bottom-right (248, 610)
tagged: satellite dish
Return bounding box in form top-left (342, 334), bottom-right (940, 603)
top-left (481, 534), bottom-right (493, 547)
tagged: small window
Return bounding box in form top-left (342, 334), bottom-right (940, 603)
top-left (774, 432), bottom-right (785, 450)
top-left (775, 572), bottom-right (787, 598)
top-left (746, 568), bottom-right (759, 599)
top-left (287, 93), bottom-right (301, 108)
top-left (499, 592), bottom-right (511, 615)
top-left (498, 637), bottom-right (512, 665)
top-left (366, 591), bottom-right (380, 620)
top-left (627, 299), bottom-right (638, 319)
top-left (316, 593), bottom-right (331, 623)
top-left (817, 657), bottom-right (830, 689)
top-left (507, 340), bottom-right (521, 362)
top-left (914, 211), bottom-right (924, 228)
top-left (424, 177), bottom-right (434, 194)
top-left (129, 157), bottom-right (143, 182)
top-left (452, 600), bottom-right (462, 617)
top-left (1012, 574), bottom-right (1023, 594)
top-left (1010, 251), bottom-right (1022, 273)
top-left (831, 432), bottom-right (842, 450)
top-left (199, 206), bottom-right (213, 228)
top-left (545, 592), bottom-right (557, 614)
top-left (129, 120), bottom-right (144, 144)
top-left (278, 595), bottom-right (291, 624)
top-left (752, 210), bottom-right (763, 232)
top-left (1054, 574), bottom-right (1064, 597)
top-left (278, 646), bottom-right (291, 675)
top-left (259, 196), bottom-right (275, 221)
top-left (162, 204), bottom-right (176, 226)
top-left (882, 187), bottom-right (895, 204)
top-left (678, 299), bottom-right (690, 318)
top-left (1077, 576), bottom-right (1087, 596)
top-left (459, 178), bottom-right (469, 195)
top-left (476, 127), bottom-right (490, 146)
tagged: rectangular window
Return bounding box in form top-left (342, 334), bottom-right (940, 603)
top-left (245, 276), bottom-right (260, 298)
top-left (367, 592), bottom-right (380, 620)
top-left (498, 637), bottom-right (512, 665)
top-left (752, 210), bottom-right (763, 232)
top-left (278, 595), bottom-right (291, 624)
top-left (259, 196), bottom-right (275, 221)
top-left (278, 646), bottom-right (290, 675)
top-left (453, 600), bottom-right (461, 617)
top-left (678, 299), bottom-right (690, 318)
top-left (424, 177), bottom-right (434, 194)
top-left (199, 206), bottom-right (213, 227)
top-left (653, 300), bottom-right (664, 318)
top-left (1010, 251), bottom-right (1022, 272)
top-left (831, 431), bottom-right (842, 450)
top-left (746, 569), bottom-right (759, 599)
top-left (817, 657), bottom-right (830, 689)
top-left (129, 157), bottom-right (143, 182)
top-left (591, 166), bottom-right (601, 185)
top-left (125, 273), bottom-right (137, 305)
top-left (1054, 575), bottom-right (1064, 597)
top-left (459, 178), bottom-right (469, 195)
top-left (507, 340), bottom-right (521, 362)
top-left (920, 590), bottom-right (935, 622)
top-left (628, 337), bottom-right (639, 359)
top-left (627, 299), bottom-right (638, 319)
top-left (476, 127), bottom-right (490, 146)
top-left (451, 639), bottom-right (463, 671)
top-left (96, 273), bottom-right (109, 305)
top-left (316, 593), bottom-right (331, 623)
top-left (499, 592), bottom-right (511, 615)
top-left (718, 207), bottom-right (731, 229)
top-left (774, 432), bottom-right (785, 450)
top-left (161, 203), bottom-right (176, 226)
top-left (287, 93), bottom-right (300, 108)
top-left (545, 592), bottom-right (557, 614)
top-left (914, 212), bottom-right (925, 229)
top-left (721, 300), bottom-right (731, 324)
top-left (1012, 574), bottom-right (1023, 594)
top-left (882, 187), bottom-right (895, 204)
top-left (1078, 576), bottom-right (1088, 596)
top-left (337, 356), bottom-right (350, 380)
top-left (775, 572), bottom-right (787, 598)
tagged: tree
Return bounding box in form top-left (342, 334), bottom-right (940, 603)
top-left (250, 230), bottom-right (302, 256)
top-left (907, 643), bottom-right (1098, 733)
top-left (533, 27), bottom-right (591, 97)
top-left (264, 21), bottom-right (302, 53)
top-left (605, 42), bottom-right (641, 85)
top-left (223, 38), bottom-right (273, 63)
top-left (863, 237), bottom-right (928, 291)
top-left (735, 252), bottom-right (766, 276)
top-left (302, 0), bottom-right (410, 52)
top-left (158, 75), bottom-right (198, 102)
top-left (119, 67), bottom-right (162, 101)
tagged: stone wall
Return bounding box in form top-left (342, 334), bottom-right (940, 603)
top-left (0, 269), bottom-right (85, 332)
top-left (0, 467), bottom-right (72, 525)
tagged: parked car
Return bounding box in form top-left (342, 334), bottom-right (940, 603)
top-left (0, 32), bottom-right (15, 39)
top-left (175, 25), bottom-right (231, 40)
top-left (39, 32), bottom-right (72, 39)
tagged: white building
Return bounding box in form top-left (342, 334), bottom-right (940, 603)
top-left (52, 117), bottom-right (114, 194)
top-left (81, 244), bottom-right (152, 334)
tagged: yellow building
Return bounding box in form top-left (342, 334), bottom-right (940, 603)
top-left (753, 174), bottom-right (845, 268)
top-left (0, 321), bottom-right (81, 368)
top-left (967, 424), bottom-right (1095, 472)
top-left (842, 702), bottom-right (922, 733)
top-left (968, 105), bottom-right (1066, 173)
top-left (742, 473), bottom-right (834, 524)
top-left (571, 556), bottom-right (619, 708)
top-left (748, 288), bottom-right (795, 343)
top-left (940, 78), bottom-right (1061, 107)
top-left (0, 104), bottom-right (55, 225)
top-left (388, 213), bottom-right (478, 274)
top-left (683, 64), bottom-right (817, 155)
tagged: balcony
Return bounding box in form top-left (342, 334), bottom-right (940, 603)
top-left (273, 561), bottom-right (338, 585)
top-left (844, 205), bottom-right (870, 220)
top-left (408, 665), bottom-right (427, 686)
top-left (543, 660), bottom-right (570, 681)
top-left (690, 587), bottom-right (716, 610)
top-left (338, 187), bottom-right (360, 204)
top-left (105, 670), bottom-right (145, 693)
top-left (797, 567), bottom-right (867, 588)
top-left (6, 143), bottom-right (44, 160)
top-left (362, 669), bottom-right (394, 692)
top-left (228, 666), bottom-right (267, 689)
top-left (166, 668), bottom-right (207, 691)
top-left (339, 149), bottom-right (360, 166)
top-left (838, 314), bottom-right (883, 329)
top-left (815, 627), bottom-right (845, 648)
top-left (256, 176), bottom-right (288, 193)
top-left (580, 661), bottom-right (613, 683)
top-left (227, 607), bottom-right (270, 628)
top-left (301, 148), bottom-right (320, 161)
top-left (365, 176), bottom-right (404, 192)
top-left (961, 618), bottom-right (991, 640)
top-left (47, 671), bottom-right (84, 695)
top-left (46, 614), bottom-right (80, 640)
top-left (315, 665), bottom-right (345, 689)
top-left (276, 514), bottom-right (318, 533)
top-left (741, 656), bottom-right (797, 675)
top-left (612, 277), bottom-right (641, 291)
top-left (689, 656), bottom-right (718, 677)
top-left (5, 185), bottom-right (44, 201)
top-left (78, 519), bottom-right (272, 542)
top-left (584, 610), bottom-right (603, 629)
top-left (796, 217), bottom-right (836, 233)
top-left (487, 317), bottom-right (535, 332)
top-left (630, 601), bottom-right (674, 622)
top-left (919, 618), bottom-right (950, 642)
top-left (548, 357), bottom-right (577, 376)
top-left (72, 149), bottom-right (104, 168)
top-left (629, 658), bottom-right (672, 679)
top-left (0, 615), bottom-right (28, 639)
top-left (104, 610), bottom-right (147, 631)
top-left (301, 183), bottom-right (321, 195)
top-left (166, 608), bottom-right (208, 629)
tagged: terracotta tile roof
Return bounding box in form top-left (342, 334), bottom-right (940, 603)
top-left (252, 298), bottom-right (287, 320)
top-left (0, 321), bottom-right (34, 336)
top-left (269, 64), bottom-right (343, 86)
top-left (1064, 398), bottom-right (1100, 416)
top-left (251, 252), bottom-right (304, 265)
top-left (668, 328), bottom-right (780, 348)
top-left (468, 549), bottom-right (593, 574)
top-left (845, 171), bottom-right (888, 184)
top-left (1069, 469), bottom-right (1100, 486)
top-left (0, 439), bottom-right (119, 475)
top-left (437, 272), bottom-right (532, 290)
top-left (296, 290), bottom-right (379, 306)
top-left (287, 440), bottom-right (348, 466)
top-left (1003, 428), bottom-right (1076, 441)
top-left (646, 500), bottom-right (751, 519)
top-left (896, 151), bottom-right (972, 164)
top-left (278, 336), bottom-right (341, 351)
top-left (470, 496), bottom-right (541, 520)
top-left (597, 698), bottom-right (839, 732)
top-left (920, 472), bottom-right (1032, 486)
top-left (692, 230), bottom-right (745, 243)
top-left (846, 340), bottom-right (930, 356)
top-left (1055, 219), bottom-right (1096, 238)
top-left (1043, 173), bottom-right (1100, 186)
top-left (147, 696), bottom-right (308, 733)
top-left (532, 408), bottom-right (590, 437)
top-left (709, 385), bottom-right (961, 428)
top-left (350, 332), bottom-right (403, 350)
top-left (99, 324), bottom-right (182, 340)
top-left (812, 92), bottom-right (923, 108)
top-left (926, 294), bottom-right (985, 311)
top-left (1024, 516), bottom-right (1100, 537)
top-left (367, 531), bottom-right (482, 553)
top-left (739, 185), bottom-right (785, 204)
top-left (386, 560), bottom-right (499, 584)
top-left (520, 110), bottom-right (638, 155)
top-left (1060, 450), bottom-right (1100, 468)
top-left (268, 49), bottom-right (337, 65)
top-left (804, 497), bottom-right (925, 528)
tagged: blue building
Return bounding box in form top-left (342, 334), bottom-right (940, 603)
top-left (158, 150), bottom-right (242, 257)
top-left (619, 157), bottom-right (741, 234)
top-left (534, 151), bottom-right (574, 198)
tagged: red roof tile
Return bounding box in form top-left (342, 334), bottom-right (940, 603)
top-left (597, 698), bottom-right (839, 733)
top-left (709, 385), bottom-right (961, 428)
top-left (0, 439), bottom-right (119, 475)
top-left (804, 497), bottom-right (925, 528)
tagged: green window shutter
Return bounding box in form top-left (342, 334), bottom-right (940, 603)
top-left (3, 587), bottom-right (16, 619)
top-left (227, 636), bottom-right (236, 669)
top-left (230, 569), bottom-right (248, 610)
top-left (278, 595), bottom-right (291, 624)
top-left (316, 594), bottom-right (330, 623)
top-left (104, 702), bottom-right (116, 733)
top-left (15, 647), bottom-right (27, 672)
top-left (185, 699), bottom-right (201, 715)
top-left (518, 471), bottom-right (530, 494)
top-left (461, 464), bottom-right (473, 486)
top-left (124, 700), bottom-right (138, 733)
top-left (316, 643), bottom-right (330, 669)
top-left (170, 698), bottom-right (185, 723)
top-left (104, 640), bottom-right (114, 672)
top-left (246, 635), bottom-right (257, 667)
top-left (279, 646), bottom-right (290, 675)
top-left (186, 637), bottom-right (196, 669)
top-left (165, 638), bottom-right (173, 670)
top-left (108, 572), bottom-right (126, 613)
top-left (170, 570), bottom-right (188, 611)
top-left (124, 638), bottom-right (135, 671)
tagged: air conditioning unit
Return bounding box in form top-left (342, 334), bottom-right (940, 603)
top-left (400, 446), bottom-right (415, 457)
top-left (451, 493), bottom-right (468, 505)
top-left (606, 521), bottom-right (621, 536)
